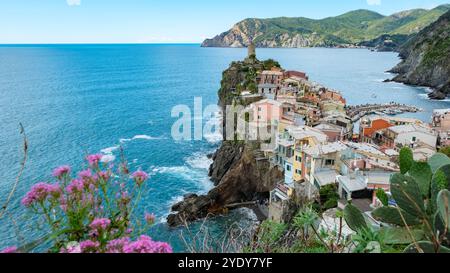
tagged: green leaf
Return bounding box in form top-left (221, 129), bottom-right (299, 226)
top-left (407, 161), bottom-right (432, 197)
top-left (428, 153), bottom-right (450, 173)
top-left (431, 168), bottom-right (449, 208)
top-left (375, 188), bottom-right (389, 207)
top-left (390, 173), bottom-right (426, 218)
top-left (364, 241), bottom-right (381, 253)
top-left (437, 190), bottom-right (450, 229)
top-left (380, 227), bottom-right (425, 245)
top-left (344, 203), bottom-right (368, 232)
top-left (372, 206), bottom-right (421, 226)
top-left (399, 147), bottom-right (414, 174)
top-left (433, 212), bottom-right (450, 244)
top-left (404, 241), bottom-right (450, 253)
top-left (435, 164), bottom-right (450, 191)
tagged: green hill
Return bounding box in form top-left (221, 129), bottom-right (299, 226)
top-left (202, 4), bottom-right (450, 49)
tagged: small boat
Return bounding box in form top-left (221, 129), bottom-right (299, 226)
top-left (371, 93), bottom-right (377, 99)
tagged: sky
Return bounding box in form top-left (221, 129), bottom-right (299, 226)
top-left (0, 0), bottom-right (448, 43)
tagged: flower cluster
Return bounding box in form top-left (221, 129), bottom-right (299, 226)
top-left (122, 235), bottom-right (172, 253)
top-left (131, 170), bottom-right (149, 186)
top-left (60, 235), bottom-right (172, 254)
top-left (86, 154), bottom-right (103, 168)
top-left (13, 154), bottom-right (170, 254)
top-left (52, 165), bottom-right (71, 178)
top-left (21, 182), bottom-right (61, 207)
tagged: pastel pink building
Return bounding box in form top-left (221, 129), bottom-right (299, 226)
top-left (251, 99), bottom-right (295, 127)
top-left (252, 99), bottom-right (283, 126)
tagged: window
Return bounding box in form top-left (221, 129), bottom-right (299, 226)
top-left (296, 156), bottom-right (302, 162)
top-left (325, 159), bottom-right (335, 166)
top-left (258, 115), bottom-right (261, 120)
top-left (412, 136), bottom-right (417, 142)
top-left (296, 169), bottom-right (302, 175)
top-left (258, 107), bottom-right (262, 111)
top-left (286, 165), bottom-right (292, 171)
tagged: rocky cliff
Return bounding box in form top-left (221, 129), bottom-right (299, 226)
top-left (201, 5), bottom-right (450, 50)
top-left (390, 10), bottom-right (450, 99)
top-left (167, 58), bottom-right (283, 227)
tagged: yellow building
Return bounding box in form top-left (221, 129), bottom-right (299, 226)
top-left (283, 126), bottom-right (328, 182)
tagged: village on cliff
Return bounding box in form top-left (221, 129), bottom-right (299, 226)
top-left (230, 44), bottom-right (450, 235)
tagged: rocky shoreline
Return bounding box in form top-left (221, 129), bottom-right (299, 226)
top-left (167, 141), bottom-right (283, 227)
top-left (386, 10), bottom-right (450, 100)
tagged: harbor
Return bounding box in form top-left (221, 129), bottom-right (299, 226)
top-left (346, 102), bottom-right (422, 122)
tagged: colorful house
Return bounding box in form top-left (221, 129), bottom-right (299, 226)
top-left (359, 117), bottom-right (393, 143)
top-left (302, 142), bottom-right (350, 196)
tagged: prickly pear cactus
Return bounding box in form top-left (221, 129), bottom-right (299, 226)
top-left (345, 149), bottom-right (450, 253)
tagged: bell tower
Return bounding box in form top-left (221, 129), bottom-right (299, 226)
top-left (247, 40), bottom-right (256, 58)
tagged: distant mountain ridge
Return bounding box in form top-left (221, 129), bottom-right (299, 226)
top-left (390, 9), bottom-right (450, 99)
top-left (202, 4), bottom-right (450, 49)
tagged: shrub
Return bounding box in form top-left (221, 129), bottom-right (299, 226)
top-left (319, 184), bottom-right (339, 210)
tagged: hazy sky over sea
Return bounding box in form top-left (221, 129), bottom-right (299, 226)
top-left (0, 0), bottom-right (448, 43)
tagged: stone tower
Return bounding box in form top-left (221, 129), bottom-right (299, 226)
top-left (247, 40), bottom-right (256, 58)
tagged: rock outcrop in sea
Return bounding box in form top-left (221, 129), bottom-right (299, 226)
top-left (389, 10), bottom-right (450, 100)
top-left (167, 57), bottom-right (283, 227)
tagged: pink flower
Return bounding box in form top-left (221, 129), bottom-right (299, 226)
top-left (123, 235), bottom-right (172, 253)
top-left (48, 184), bottom-right (62, 199)
top-left (106, 237), bottom-right (130, 253)
top-left (60, 244), bottom-right (81, 253)
top-left (66, 179), bottom-right (84, 195)
top-left (90, 218), bottom-right (111, 231)
top-left (0, 246), bottom-right (17, 253)
top-left (131, 170), bottom-right (149, 186)
top-left (78, 169), bottom-right (93, 180)
top-left (148, 241), bottom-right (173, 253)
top-left (86, 154), bottom-right (103, 167)
top-left (79, 240), bottom-right (100, 253)
top-left (21, 182), bottom-right (61, 207)
top-left (52, 165), bottom-right (71, 179)
top-left (144, 212), bottom-right (155, 225)
top-left (96, 171), bottom-right (110, 182)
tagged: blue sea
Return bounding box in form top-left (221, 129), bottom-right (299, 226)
top-left (0, 44), bottom-right (449, 252)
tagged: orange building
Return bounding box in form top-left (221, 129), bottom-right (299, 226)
top-left (359, 118), bottom-right (393, 143)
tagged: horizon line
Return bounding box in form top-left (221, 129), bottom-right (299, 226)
top-left (0, 42), bottom-right (204, 46)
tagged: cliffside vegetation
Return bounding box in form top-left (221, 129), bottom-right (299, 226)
top-left (202, 5), bottom-right (450, 50)
top-left (390, 10), bottom-right (450, 99)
